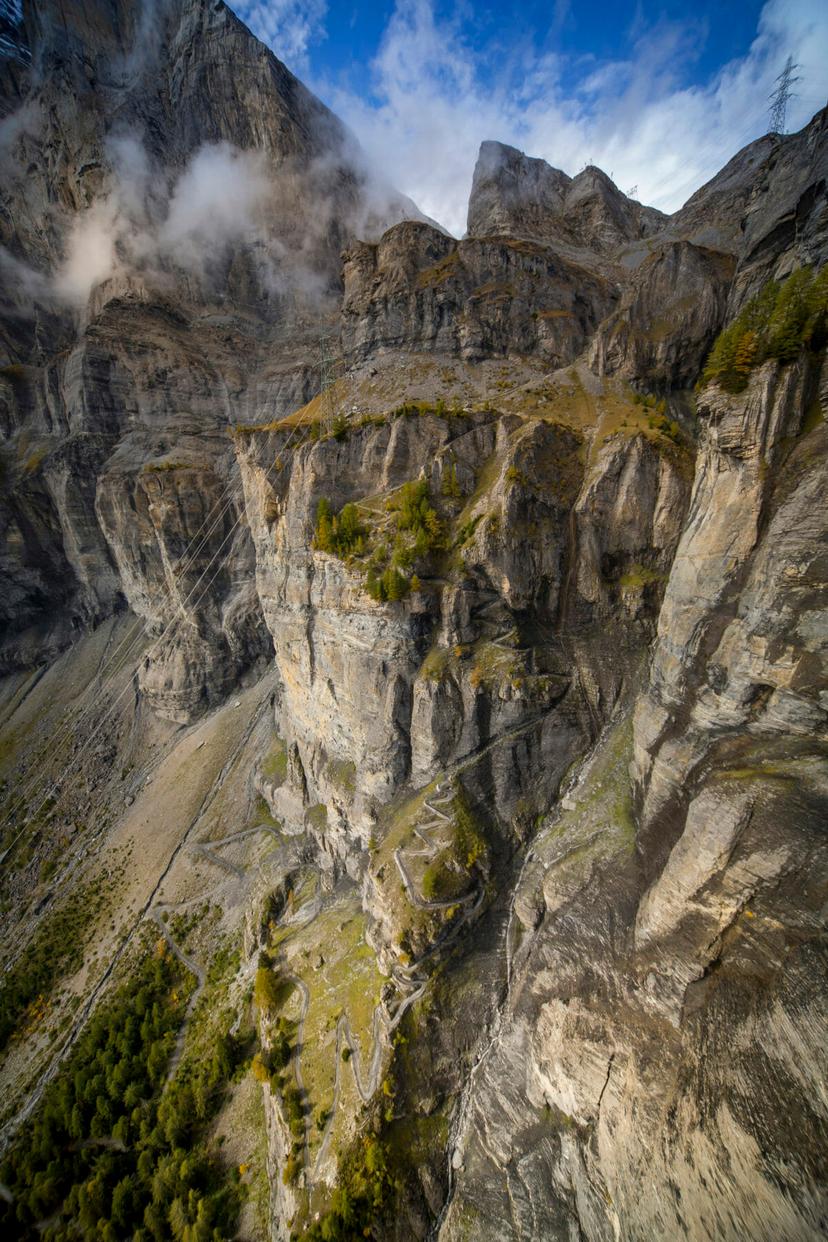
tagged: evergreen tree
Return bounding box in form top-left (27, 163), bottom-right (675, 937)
top-left (313, 498), bottom-right (333, 552)
top-left (732, 329), bottom-right (758, 390)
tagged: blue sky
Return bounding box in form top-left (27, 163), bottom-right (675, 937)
top-left (229, 0), bottom-right (828, 234)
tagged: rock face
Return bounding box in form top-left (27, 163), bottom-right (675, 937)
top-left (590, 241), bottom-right (736, 387)
top-left (467, 140), bottom-right (666, 254)
top-left (438, 356), bottom-right (828, 1242)
top-left (0, 0), bottom-right (424, 678)
top-left (0, 5), bottom-right (827, 1241)
top-left (342, 221), bottom-right (616, 363)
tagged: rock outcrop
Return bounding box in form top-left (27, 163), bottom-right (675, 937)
top-left (590, 241), bottom-right (736, 387)
top-left (467, 140), bottom-right (666, 254)
top-left (342, 221), bottom-right (616, 364)
top-left (437, 352), bottom-right (828, 1242)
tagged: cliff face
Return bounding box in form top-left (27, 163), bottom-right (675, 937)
top-left (467, 140), bottom-right (667, 254)
top-left (0, 6), bottom-right (826, 1241)
top-left (438, 357), bottom-right (827, 1242)
top-left (342, 222), bottom-right (616, 364)
top-left (0, 0), bottom-right (421, 674)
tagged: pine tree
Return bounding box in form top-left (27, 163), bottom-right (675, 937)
top-left (702, 321), bottom-right (741, 389)
top-left (382, 567), bottom-right (408, 602)
top-left (767, 267), bottom-right (811, 362)
top-left (732, 329), bottom-right (758, 390)
top-left (314, 498), bottom-right (333, 552)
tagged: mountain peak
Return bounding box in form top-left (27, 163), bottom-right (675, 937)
top-left (466, 139), bottom-right (665, 254)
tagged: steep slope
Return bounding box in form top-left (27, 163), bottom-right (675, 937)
top-left (438, 354), bottom-right (827, 1242)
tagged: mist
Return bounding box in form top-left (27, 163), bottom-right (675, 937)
top-left (49, 139), bottom-right (274, 307)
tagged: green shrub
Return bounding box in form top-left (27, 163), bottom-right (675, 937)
top-left (0, 886), bottom-right (94, 1054)
top-left (392, 479), bottom-right (443, 548)
top-left (316, 477), bottom-right (442, 602)
top-left (441, 459), bottom-right (461, 498)
top-left (254, 964), bottom-right (289, 1014)
top-left (313, 498), bottom-right (366, 558)
top-left (421, 854), bottom-right (468, 901)
top-left (702, 266), bottom-right (828, 393)
top-left (297, 1135), bottom-right (393, 1241)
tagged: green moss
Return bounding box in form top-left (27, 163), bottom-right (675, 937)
top-left (270, 899), bottom-right (387, 1174)
top-left (327, 758), bottom-right (356, 794)
top-left (418, 645), bottom-right (454, 683)
top-left (618, 563), bottom-right (665, 590)
top-left (540, 714), bottom-right (636, 860)
top-left (468, 637), bottom-right (523, 690)
top-left (306, 803), bottom-right (328, 832)
top-left (800, 395), bottom-right (825, 436)
top-left (469, 279), bottom-right (516, 300)
top-left (415, 252), bottom-right (461, 289)
top-left (260, 736), bottom-right (288, 784)
top-left (421, 853), bottom-right (468, 901)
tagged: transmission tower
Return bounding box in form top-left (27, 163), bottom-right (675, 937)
top-left (318, 336), bottom-right (339, 435)
top-left (768, 55), bottom-right (801, 134)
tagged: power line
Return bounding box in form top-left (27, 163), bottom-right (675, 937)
top-left (768, 55), bottom-right (802, 134)
top-left (1, 478), bottom-right (247, 829)
top-left (1, 409), bottom-right (310, 862)
top-left (319, 335), bottom-right (343, 435)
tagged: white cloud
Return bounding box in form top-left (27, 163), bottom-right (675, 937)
top-left (320, 0), bottom-right (828, 235)
top-left (54, 200), bottom-right (120, 303)
top-left (51, 139), bottom-right (274, 306)
top-left (230, 0), bottom-right (327, 72)
top-left (158, 143), bottom-right (271, 269)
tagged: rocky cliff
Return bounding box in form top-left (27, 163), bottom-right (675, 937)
top-left (0, 5), bottom-right (826, 1241)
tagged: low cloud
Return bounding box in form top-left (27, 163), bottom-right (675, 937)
top-left (315, 0), bottom-right (828, 235)
top-left (0, 99), bottom-right (41, 157)
top-left (9, 130), bottom-right (409, 314)
top-left (54, 201), bottom-right (120, 303)
top-left (47, 138), bottom-right (274, 307)
top-left (158, 143), bottom-right (271, 270)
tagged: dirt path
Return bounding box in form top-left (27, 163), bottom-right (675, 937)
top-left (393, 847), bottom-right (478, 911)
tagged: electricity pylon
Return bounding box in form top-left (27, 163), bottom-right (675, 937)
top-left (768, 56), bottom-right (801, 134)
top-left (319, 336), bottom-right (339, 435)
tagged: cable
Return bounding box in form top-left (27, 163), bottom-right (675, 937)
top-left (3, 403), bottom-right (296, 819)
top-left (2, 478), bottom-right (246, 824)
top-left (2, 411), bottom-right (308, 861)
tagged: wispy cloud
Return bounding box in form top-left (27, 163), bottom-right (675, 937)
top-left (230, 0), bottom-right (327, 73)
top-left (310, 0), bottom-right (827, 235)
top-left (29, 139), bottom-right (274, 307)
